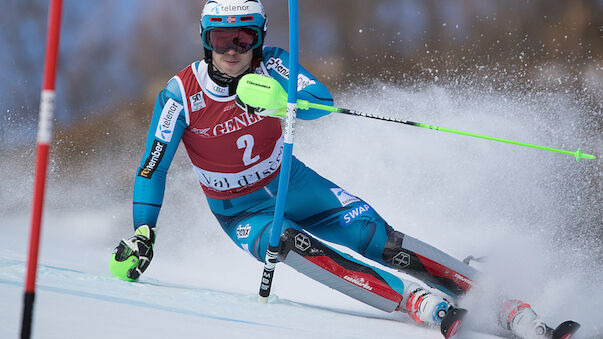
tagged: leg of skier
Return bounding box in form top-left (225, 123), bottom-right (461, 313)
top-left (282, 159), bottom-right (563, 338)
top-left (281, 159), bottom-right (476, 298)
top-left (300, 204), bottom-right (556, 338)
top-left (215, 210), bottom-right (452, 325)
top-left (208, 158), bottom-right (453, 326)
top-left (216, 203), bottom-right (577, 338)
top-left (209, 158), bottom-right (564, 337)
top-left (282, 158), bottom-right (463, 325)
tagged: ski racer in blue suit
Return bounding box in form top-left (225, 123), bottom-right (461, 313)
top-left (109, 1), bottom-right (564, 337)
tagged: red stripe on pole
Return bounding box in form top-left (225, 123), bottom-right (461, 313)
top-left (42, 0), bottom-right (63, 91)
top-left (25, 144), bottom-right (50, 292)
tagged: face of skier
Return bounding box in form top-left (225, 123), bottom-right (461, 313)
top-left (207, 27), bottom-right (258, 77)
top-left (212, 48), bottom-right (253, 77)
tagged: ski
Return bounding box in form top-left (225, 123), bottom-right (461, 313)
top-left (440, 307), bottom-right (468, 338)
top-left (547, 320), bottom-right (581, 339)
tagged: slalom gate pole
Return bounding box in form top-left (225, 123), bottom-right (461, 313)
top-left (21, 1), bottom-right (63, 338)
top-left (258, 0), bottom-right (299, 302)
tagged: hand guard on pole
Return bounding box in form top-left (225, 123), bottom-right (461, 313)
top-left (235, 94), bottom-right (282, 118)
top-left (109, 225), bottom-right (156, 281)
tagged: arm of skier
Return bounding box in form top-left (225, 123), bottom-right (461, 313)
top-left (132, 81), bottom-right (187, 229)
top-left (262, 47), bottom-right (333, 120)
top-left (109, 78), bottom-right (187, 281)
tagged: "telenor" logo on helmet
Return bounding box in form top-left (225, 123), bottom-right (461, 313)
top-left (214, 5), bottom-right (250, 14)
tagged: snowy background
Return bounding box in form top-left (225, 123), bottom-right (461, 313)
top-left (1, 1), bottom-right (601, 338)
top-left (2, 80), bottom-right (601, 338)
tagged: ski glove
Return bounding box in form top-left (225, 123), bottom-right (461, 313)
top-left (109, 225), bottom-right (156, 281)
top-left (234, 94), bottom-right (281, 118)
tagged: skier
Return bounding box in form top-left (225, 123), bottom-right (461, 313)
top-left (109, 1), bottom-right (575, 338)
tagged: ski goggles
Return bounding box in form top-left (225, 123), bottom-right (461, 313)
top-left (203, 27), bottom-right (262, 54)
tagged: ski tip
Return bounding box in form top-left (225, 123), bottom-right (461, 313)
top-left (440, 307), bottom-right (468, 339)
top-left (552, 320), bottom-right (580, 339)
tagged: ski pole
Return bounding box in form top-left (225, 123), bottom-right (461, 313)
top-left (22, 1), bottom-right (63, 338)
top-left (256, 0), bottom-right (299, 303)
top-left (236, 74), bottom-right (596, 162)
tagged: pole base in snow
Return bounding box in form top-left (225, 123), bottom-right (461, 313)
top-left (258, 245), bottom-right (279, 301)
top-left (21, 291), bottom-right (35, 339)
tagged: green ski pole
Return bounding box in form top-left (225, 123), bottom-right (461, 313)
top-left (237, 74), bottom-right (596, 162)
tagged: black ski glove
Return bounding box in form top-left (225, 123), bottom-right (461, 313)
top-left (109, 225), bottom-right (156, 281)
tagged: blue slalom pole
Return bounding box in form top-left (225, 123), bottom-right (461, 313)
top-left (258, 0), bottom-right (299, 302)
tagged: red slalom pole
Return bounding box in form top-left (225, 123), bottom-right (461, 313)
top-left (21, 1), bottom-right (63, 338)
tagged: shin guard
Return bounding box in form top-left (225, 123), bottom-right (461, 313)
top-left (278, 228), bottom-right (403, 312)
top-left (382, 231), bottom-right (477, 297)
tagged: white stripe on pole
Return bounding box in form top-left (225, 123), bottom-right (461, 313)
top-left (284, 102), bottom-right (297, 143)
top-left (37, 90), bottom-right (55, 144)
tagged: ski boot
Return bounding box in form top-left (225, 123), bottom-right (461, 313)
top-left (403, 284), bottom-right (452, 325)
top-left (499, 299), bottom-right (581, 339)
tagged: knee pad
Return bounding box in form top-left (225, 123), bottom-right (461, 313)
top-left (278, 228), bottom-right (404, 312)
top-left (382, 230), bottom-right (413, 270)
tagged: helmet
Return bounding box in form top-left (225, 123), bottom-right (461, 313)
top-left (200, 0), bottom-right (267, 64)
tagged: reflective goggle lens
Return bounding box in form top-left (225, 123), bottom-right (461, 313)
top-left (208, 28), bottom-right (258, 54)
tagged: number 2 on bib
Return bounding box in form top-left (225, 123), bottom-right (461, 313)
top-left (237, 134), bottom-right (260, 166)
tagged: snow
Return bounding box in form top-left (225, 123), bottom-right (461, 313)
top-left (1, 81), bottom-right (601, 338)
top-left (2, 214), bottom-right (477, 339)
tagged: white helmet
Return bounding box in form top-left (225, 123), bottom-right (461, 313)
top-left (200, 0), bottom-right (267, 64)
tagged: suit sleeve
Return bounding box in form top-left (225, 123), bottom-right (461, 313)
top-left (262, 47), bottom-right (333, 120)
top-left (132, 78), bottom-right (187, 230)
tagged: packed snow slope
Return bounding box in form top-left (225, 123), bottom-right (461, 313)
top-left (1, 80), bottom-right (601, 338)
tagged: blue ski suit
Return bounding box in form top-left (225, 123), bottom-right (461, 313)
top-left (133, 47), bottom-right (477, 309)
